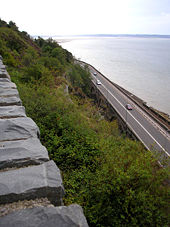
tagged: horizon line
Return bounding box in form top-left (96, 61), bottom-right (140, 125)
top-left (32, 33), bottom-right (170, 38)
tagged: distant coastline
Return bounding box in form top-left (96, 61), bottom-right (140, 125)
top-left (53, 34), bottom-right (170, 44)
top-left (34, 34), bottom-right (170, 40)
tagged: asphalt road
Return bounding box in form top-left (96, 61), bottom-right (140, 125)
top-left (87, 66), bottom-right (170, 160)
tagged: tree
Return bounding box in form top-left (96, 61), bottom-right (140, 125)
top-left (8, 21), bottom-right (18, 31)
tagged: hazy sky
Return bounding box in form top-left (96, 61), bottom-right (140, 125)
top-left (0, 0), bottom-right (170, 35)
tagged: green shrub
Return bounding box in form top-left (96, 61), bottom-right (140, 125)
top-left (16, 79), bottom-right (170, 227)
top-left (1, 21), bottom-right (169, 226)
top-left (68, 64), bottom-right (91, 95)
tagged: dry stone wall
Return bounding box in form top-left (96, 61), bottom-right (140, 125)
top-left (0, 56), bottom-right (88, 227)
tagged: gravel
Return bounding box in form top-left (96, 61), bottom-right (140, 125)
top-left (0, 197), bottom-right (54, 217)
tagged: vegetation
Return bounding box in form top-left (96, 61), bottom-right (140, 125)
top-left (0, 19), bottom-right (169, 226)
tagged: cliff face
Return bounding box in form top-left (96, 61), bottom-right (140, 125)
top-left (0, 55), bottom-right (89, 226)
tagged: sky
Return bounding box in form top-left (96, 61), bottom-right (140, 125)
top-left (0, 0), bottom-right (170, 36)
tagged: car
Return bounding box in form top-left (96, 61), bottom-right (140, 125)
top-left (96, 79), bottom-right (102, 85)
top-left (93, 72), bottom-right (97, 76)
top-left (126, 104), bottom-right (133, 110)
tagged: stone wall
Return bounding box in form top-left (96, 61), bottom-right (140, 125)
top-left (0, 56), bottom-right (89, 226)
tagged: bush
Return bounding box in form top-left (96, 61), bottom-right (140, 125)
top-left (16, 79), bottom-right (170, 227)
top-left (2, 22), bottom-right (169, 226)
top-left (68, 64), bottom-right (92, 95)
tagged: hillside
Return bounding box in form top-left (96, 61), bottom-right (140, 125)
top-left (0, 19), bottom-right (169, 226)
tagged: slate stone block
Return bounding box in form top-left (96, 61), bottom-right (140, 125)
top-left (0, 78), bottom-right (10, 82)
top-left (0, 204), bottom-right (89, 227)
top-left (0, 71), bottom-right (10, 79)
top-left (0, 106), bottom-right (26, 119)
top-left (0, 65), bottom-right (6, 70)
top-left (0, 88), bottom-right (19, 97)
top-left (0, 138), bottom-right (49, 169)
top-left (0, 117), bottom-right (40, 141)
top-left (0, 161), bottom-right (64, 206)
top-left (0, 82), bottom-right (16, 88)
top-left (0, 70), bottom-right (7, 76)
top-left (0, 67), bottom-right (6, 71)
top-left (0, 95), bottom-right (22, 106)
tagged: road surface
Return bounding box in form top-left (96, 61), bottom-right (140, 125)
top-left (86, 65), bottom-right (170, 161)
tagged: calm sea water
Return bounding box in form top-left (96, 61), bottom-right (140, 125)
top-left (59, 36), bottom-right (170, 115)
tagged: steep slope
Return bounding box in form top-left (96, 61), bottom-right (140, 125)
top-left (0, 19), bottom-right (169, 226)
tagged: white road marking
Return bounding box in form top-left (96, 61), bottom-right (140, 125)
top-left (83, 64), bottom-right (169, 157)
top-left (97, 71), bottom-right (170, 140)
top-left (98, 82), bottom-right (170, 157)
top-left (110, 82), bottom-right (170, 140)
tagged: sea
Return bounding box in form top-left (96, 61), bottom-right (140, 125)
top-left (56, 35), bottom-right (170, 115)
